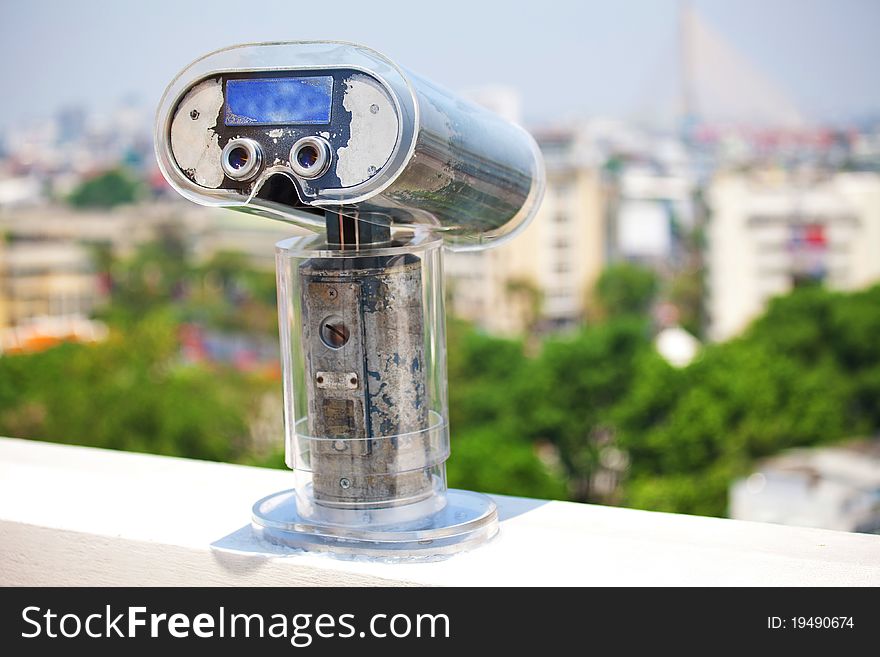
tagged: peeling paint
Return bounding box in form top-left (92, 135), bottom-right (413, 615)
top-left (170, 78), bottom-right (225, 188)
top-left (336, 76), bottom-right (398, 187)
top-left (302, 258), bottom-right (432, 506)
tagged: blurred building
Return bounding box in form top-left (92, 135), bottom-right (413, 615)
top-left (0, 201), bottom-right (298, 267)
top-left (445, 127), bottom-right (606, 334)
top-left (0, 209), bottom-right (112, 353)
top-left (611, 162), bottom-right (697, 267)
top-left (0, 176), bottom-right (43, 208)
top-left (0, 202), bottom-right (299, 340)
top-left (190, 210), bottom-right (304, 270)
top-left (0, 237), bottom-right (97, 328)
top-left (730, 440), bottom-right (880, 534)
top-left (0, 315), bottom-right (108, 354)
top-left (706, 170), bottom-right (880, 341)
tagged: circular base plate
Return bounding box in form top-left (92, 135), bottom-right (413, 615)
top-left (252, 488), bottom-right (499, 561)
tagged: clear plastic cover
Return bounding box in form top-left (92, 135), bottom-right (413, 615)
top-left (275, 230), bottom-right (449, 527)
top-left (155, 41), bottom-right (545, 251)
top-left (156, 41), bottom-right (514, 555)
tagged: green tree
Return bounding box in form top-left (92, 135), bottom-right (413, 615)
top-left (612, 285), bottom-right (875, 517)
top-left (0, 310), bottom-right (273, 463)
top-left (189, 251), bottom-right (278, 335)
top-left (746, 284), bottom-right (880, 428)
top-left (99, 231), bottom-right (191, 326)
top-left (594, 262), bottom-right (658, 319)
top-left (667, 267), bottom-right (704, 337)
top-left (446, 425), bottom-right (568, 500)
top-left (520, 318), bottom-right (651, 500)
top-left (68, 168), bottom-right (142, 209)
top-left (8, 227), bottom-right (879, 519)
top-left (445, 317), bottom-right (568, 499)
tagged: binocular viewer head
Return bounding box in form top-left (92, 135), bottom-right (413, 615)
top-left (156, 41), bottom-right (544, 250)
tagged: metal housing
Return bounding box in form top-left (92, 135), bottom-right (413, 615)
top-left (155, 41), bottom-right (545, 251)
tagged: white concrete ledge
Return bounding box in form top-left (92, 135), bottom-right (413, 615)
top-left (1, 437), bottom-right (878, 586)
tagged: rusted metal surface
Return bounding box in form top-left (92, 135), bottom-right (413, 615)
top-left (299, 254), bottom-right (433, 509)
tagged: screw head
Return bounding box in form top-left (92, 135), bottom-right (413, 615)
top-left (327, 287), bottom-right (337, 300)
top-left (189, 109), bottom-right (199, 120)
top-left (339, 477), bottom-right (351, 489)
top-left (320, 316), bottom-right (350, 349)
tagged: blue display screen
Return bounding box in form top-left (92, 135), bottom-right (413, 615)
top-left (224, 76), bottom-right (333, 126)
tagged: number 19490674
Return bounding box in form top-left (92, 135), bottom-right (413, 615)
top-left (768, 617), bottom-right (854, 629)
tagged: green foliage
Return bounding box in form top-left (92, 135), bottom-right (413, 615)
top-left (746, 284), bottom-right (880, 428)
top-left (97, 233), bottom-right (277, 338)
top-left (4, 226), bottom-right (879, 517)
top-left (189, 251), bottom-right (278, 335)
top-left (0, 235), bottom-right (278, 465)
top-left (447, 317), bottom-right (529, 429)
top-left (446, 317), bottom-right (565, 499)
top-left (101, 228), bottom-right (190, 325)
top-left (68, 168), bottom-right (142, 209)
top-left (446, 425), bottom-right (568, 500)
top-left (623, 462), bottom-right (737, 517)
top-left (667, 267), bottom-right (704, 337)
top-left (613, 285), bottom-right (879, 517)
top-left (594, 262), bottom-right (658, 319)
top-left (0, 311), bottom-right (272, 462)
top-left (520, 318), bottom-right (650, 498)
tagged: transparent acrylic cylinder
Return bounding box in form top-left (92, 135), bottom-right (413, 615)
top-left (252, 229), bottom-right (498, 558)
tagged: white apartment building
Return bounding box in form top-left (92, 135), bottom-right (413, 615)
top-left (614, 165), bottom-right (696, 264)
top-left (445, 128), bottom-right (606, 335)
top-left (706, 170), bottom-right (880, 341)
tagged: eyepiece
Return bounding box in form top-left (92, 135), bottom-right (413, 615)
top-left (221, 138), bottom-right (263, 181)
top-left (290, 136), bottom-right (332, 179)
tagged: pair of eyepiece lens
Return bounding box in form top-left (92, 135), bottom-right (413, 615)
top-left (221, 135), bottom-right (332, 182)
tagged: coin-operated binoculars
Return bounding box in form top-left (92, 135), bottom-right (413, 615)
top-left (156, 42), bottom-right (544, 559)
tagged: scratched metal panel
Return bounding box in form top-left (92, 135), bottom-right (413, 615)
top-left (300, 255), bottom-right (433, 508)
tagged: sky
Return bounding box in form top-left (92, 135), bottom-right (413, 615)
top-left (1, 0), bottom-right (879, 130)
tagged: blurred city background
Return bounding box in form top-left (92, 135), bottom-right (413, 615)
top-left (1, 0), bottom-right (879, 533)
